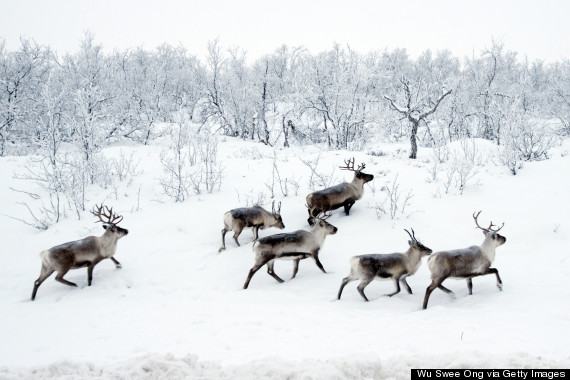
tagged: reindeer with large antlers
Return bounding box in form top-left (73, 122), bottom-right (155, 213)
top-left (31, 204), bottom-right (129, 301)
top-left (243, 212), bottom-right (338, 289)
top-left (305, 157), bottom-right (374, 225)
top-left (422, 211), bottom-right (507, 309)
top-left (219, 201), bottom-right (285, 252)
top-left (337, 228), bottom-right (432, 302)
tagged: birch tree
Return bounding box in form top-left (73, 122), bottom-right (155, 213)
top-left (384, 76), bottom-right (452, 159)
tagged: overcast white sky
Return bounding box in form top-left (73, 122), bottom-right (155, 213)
top-left (1, 0), bottom-right (569, 63)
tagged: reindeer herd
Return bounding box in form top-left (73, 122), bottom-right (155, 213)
top-left (30, 158), bottom-right (507, 310)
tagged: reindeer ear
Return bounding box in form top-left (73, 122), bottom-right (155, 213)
top-left (408, 240), bottom-right (413, 246)
top-left (103, 224), bottom-right (115, 231)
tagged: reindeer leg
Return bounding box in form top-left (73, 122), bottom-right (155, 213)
top-left (253, 225), bottom-right (260, 240)
top-left (466, 278), bottom-right (473, 295)
top-left (438, 284), bottom-right (455, 295)
top-left (266, 261), bottom-right (284, 283)
top-left (423, 277), bottom-right (445, 309)
top-left (337, 276), bottom-right (356, 300)
top-left (243, 255), bottom-right (271, 289)
top-left (55, 269), bottom-right (78, 288)
top-left (291, 258), bottom-right (301, 279)
top-left (357, 277), bottom-right (373, 302)
top-left (87, 258), bottom-right (104, 286)
top-left (233, 227), bottom-right (244, 247)
top-left (243, 265), bottom-right (263, 289)
top-left (343, 198), bottom-right (356, 215)
top-left (219, 228), bottom-right (228, 252)
top-left (385, 278), bottom-right (401, 297)
top-left (487, 267), bottom-right (502, 290)
top-left (31, 264), bottom-right (55, 301)
top-left (110, 257), bottom-right (122, 268)
top-left (311, 250), bottom-right (327, 273)
top-left (400, 276), bottom-right (413, 294)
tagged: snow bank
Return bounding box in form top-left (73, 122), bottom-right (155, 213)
top-left (2, 352), bottom-right (568, 380)
top-left (1, 138), bottom-right (570, 378)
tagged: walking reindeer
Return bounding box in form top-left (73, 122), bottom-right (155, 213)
top-left (243, 212), bottom-right (337, 289)
top-left (220, 201), bottom-right (285, 252)
top-left (422, 211), bottom-right (507, 309)
top-left (337, 229), bottom-right (432, 301)
top-left (31, 204), bottom-right (129, 301)
top-left (305, 158), bottom-right (374, 225)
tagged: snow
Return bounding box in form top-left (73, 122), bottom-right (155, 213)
top-left (1, 138), bottom-right (569, 379)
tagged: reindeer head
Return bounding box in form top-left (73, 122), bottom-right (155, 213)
top-left (340, 157), bottom-right (374, 183)
top-left (91, 204), bottom-right (129, 238)
top-left (473, 211), bottom-right (506, 246)
top-left (271, 200), bottom-right (285, 229)
top-left (309, 211), bottom-right (338, 235)
top-left (404, 228), bottom-right (432, 256)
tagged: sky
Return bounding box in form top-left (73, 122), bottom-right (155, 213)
top-left (1, 0), bottom-right (569, 63)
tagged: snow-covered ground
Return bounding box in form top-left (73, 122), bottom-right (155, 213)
top-left (1, 138), bottom-right (569, 379)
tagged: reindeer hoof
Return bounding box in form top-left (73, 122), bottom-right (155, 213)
top-left (218, 247), bottom-right (226, 253)
top-left (115, 264), bottom-right (122, 269)
top-left (497, 283), bottom-right (503, 291)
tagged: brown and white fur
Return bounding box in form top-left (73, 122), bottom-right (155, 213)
top-left (31, 205), bottom-right (129, 301)
top-left (220, 201), bottom-right (285, 252)
top-left (243, 216), bottom-right (338, 289)
top-left (337, 229), bottom-right (432, 301)
top-left (422, 212), bottom-right (507, 309)
top-left (306, 158), bottom-right (374, 225)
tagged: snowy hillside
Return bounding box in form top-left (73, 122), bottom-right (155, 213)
top-left (1, 138), bottom-right (570, 379)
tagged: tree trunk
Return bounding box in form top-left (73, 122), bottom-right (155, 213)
top-left (409, 120), bottom-right (419, 159)
top-left (282, 117), bottom-right (290, 148)
top-left (0, 131), bottom-right (5, 156)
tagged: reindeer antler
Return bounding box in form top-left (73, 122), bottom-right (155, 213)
top-left (404, 228), bottom-right (418, 243)
top-left (314, 210), bottom-right (332, 221)
top-left (339, 157), bottom-right (366, 172)
top-left (272, 201), bottom-right (282, 215)
top-left (91, 204), bottom-right (123, 226)
top-left (473, 211), bottom-right (504, 232)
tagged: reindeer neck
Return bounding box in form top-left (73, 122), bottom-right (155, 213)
top-left (349, 175), bottom-right (366, 199)
top-left (405, 247), bottom-right (423, 267)
top-left (479, 236), bottom-right (497, 262)
top-left (100, 229), bottom-right (119, 249)
top-left (310, 227), bottom-right (328, 245)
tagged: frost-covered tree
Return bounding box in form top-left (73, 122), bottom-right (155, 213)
top-left (300, 44), bottom-right (375, 149)
top-left (263, 45), bottom-right (306, 147)
top-left (200, 39), bottom-right (233, 135)
top-left (61, 32), bottom-right (114, 185)
top-left (0, 38), bottom-right (50, 155)
top-left (464, 41), bottom-right (520, 143)
top-left (384, 50), bottom-right (454, 159)
top-left (548, 60), bottom-right (570, 135)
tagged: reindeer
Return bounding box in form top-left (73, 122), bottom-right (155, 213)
top-left (306, 158), bottom-right (374, 225)
top-left (422, 211), bottom-right (507, 309)
top-left (219, 201), bottom-right (285, 252)
top-left (337, 229), bottom-right (432, 302)
top-left (31, 204), bottom-right (129, 301)
top-left (243, 213), bottom-right (338, 289)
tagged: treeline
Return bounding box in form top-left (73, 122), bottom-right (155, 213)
top-left (1, 32), bottom-right (569, 157)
